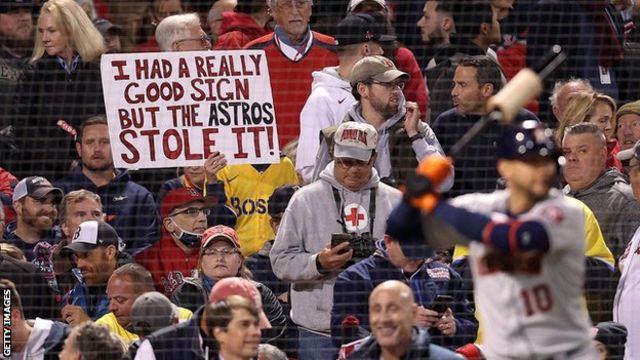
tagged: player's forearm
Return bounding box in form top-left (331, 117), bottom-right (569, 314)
top-left (433, 202), bottom-right (550, 253)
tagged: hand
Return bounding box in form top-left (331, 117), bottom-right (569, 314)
top-left (204, 151), bottom-right (227, 184)
top-left (317, 242), bottom-right (353, 272)
top-left (61, 305), bottom-right (91, 327)
top-left (435, 308), bottom-right (456, 337)
top-left (414, 306), bottom-right (440, 328)
top-left (409, 155), bottom-right (453, 212)
top-left (404, 101), bottom-right (421, 138)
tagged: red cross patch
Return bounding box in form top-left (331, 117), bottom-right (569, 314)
top-left (343, 203), bottom-right (368, 232)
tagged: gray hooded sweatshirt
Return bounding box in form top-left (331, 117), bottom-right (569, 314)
top-left (565, 168), bottom-right (640, 258)
top-left (270, 162), bottom-right (402, 334)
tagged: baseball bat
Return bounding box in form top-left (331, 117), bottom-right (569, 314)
top-left (447, 45), bottom-right (566, 159)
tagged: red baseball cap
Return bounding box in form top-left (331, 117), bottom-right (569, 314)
top-left (208, 278), bottom-right (272, 329)
top-left (160, 188), bottom-right (213, 219)
top-left (201, 225), bottom-right (241, 250)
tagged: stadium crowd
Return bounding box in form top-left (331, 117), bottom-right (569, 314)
top-left (1, 0), bottom-right (640, 359)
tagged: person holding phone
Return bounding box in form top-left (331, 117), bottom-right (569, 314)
top-left (331, 234), bottom-right (477, 349)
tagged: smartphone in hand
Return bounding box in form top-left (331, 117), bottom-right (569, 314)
top-left (331, 233), bottom-right (352, 254)
top-left (432, 294), bottom-right (454, 317)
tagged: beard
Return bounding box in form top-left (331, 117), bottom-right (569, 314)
top-left (21, 206), bottom-right (55, 232)
top-left (369, 92), bottom-right (399, 119)
top-left (84, 159), bottom-right (114, 172)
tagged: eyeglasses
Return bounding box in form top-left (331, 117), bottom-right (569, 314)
top-left (170, 207), bottom-right (211, 217)
top-left (336, 157), bottom-right (371, 169)
top-left (370, 80), bottom-right (406, 91)
top-left (276, 0), bottom-right (313, 10)
top-left (202, 248), bottom-right (239, 257)
top-left (174, 34), bottom-right (212, 47)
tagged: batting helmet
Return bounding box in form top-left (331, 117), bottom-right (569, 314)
top-left (496, 120), bottom-right (559, 160)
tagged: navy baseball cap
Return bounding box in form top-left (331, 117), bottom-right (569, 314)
top-left (64, 220), bottom-right (126, 253)
top-left (0, 0), bottom-right (34, 13)
top-left (267, 185), bottom-right (300, 218)
top-left (496, 120), bottom-right (559, 161)
top-left (12, 176), bottom-right (63, 203)
top-left (334, 13), bottom-right (396, 47)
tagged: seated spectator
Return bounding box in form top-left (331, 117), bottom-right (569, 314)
top-left (550, 78), bottom-right (594, 123)
top-left (0, 279), bottom-right (69, 358)
top-left (616, 100), bottom-right (640, 153)
top-left (56, 116), bottom-right (160, 256)
top-left (157, 153), bottom-right (237, 228)
top-left (0, 251), bottom-right (59, 320)
top-left (96, 263), bottom-right (192, 343)
top-left (592, 322), bottom-right (627, 360)
top-left (3, 176), bottom-right (63, 294)
top-left (555, 91), bottom-right (621, 170)
top-left (214, 0), bottom-right (271, 49)
top-left (58, 321), bottom-right (125, 359)
top-left (53, 189), bottom-right (104, 294)
top-left (130, 291), bottom-right (181, 338)
top-left (135, 188), bottom-right (213, 296)
top-left (562, 123), bottom-right (640, 259)
top-left (1, 243), bottom-right (25, 261)
top-left (332, 235), bottom-right (477, 348)
top-left (172, 226), bottom-right (287, 347)
top-left (61, 220), bottom-right (129, 325)
top-left (156, 12), bottom-right (212, 53)
top-left (344, 280), bottom-right (461, 359)
top-left (210, 295), bottom-right (262, 360)
top-left (0, 166), bottom-right (18, 223)
top-left (208, 0), bottom-right (238, 43)
top-left (93, 18), bottom-right (123, 53)
top-left (245, 185), bottom-right (299, 299)
top-left (257, 343), bottom-right (288, 360)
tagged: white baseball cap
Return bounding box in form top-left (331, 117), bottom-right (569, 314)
top-left (64, 220), bottom-right (126, 253)
top-left (333, 122), bottom-right (378, 162)
top-left (347, 0), bottom-right (386, 12)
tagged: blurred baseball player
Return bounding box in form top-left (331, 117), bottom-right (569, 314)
top-left (387, 120), bottom-right (598, 359)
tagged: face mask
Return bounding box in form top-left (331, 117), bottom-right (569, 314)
top-left (171, 220), bottom-right (203, 247)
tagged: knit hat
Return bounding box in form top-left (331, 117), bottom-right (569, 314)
top-left (617, 99), bottom-right (640, 119)
top-left (593, 322), bottom-right (627, 359)
top-left (347, 0), bottom-right (386, 12)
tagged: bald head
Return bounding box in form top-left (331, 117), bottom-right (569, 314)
top-left (551, 79), bottom-right (593, 120)
top-left (370, 280), bottom-right (413, 305)
top-left (369, 281), bottom-right (416, 355)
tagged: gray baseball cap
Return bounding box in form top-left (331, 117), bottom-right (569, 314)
top-left (130, 291), bottom-right (178, 337)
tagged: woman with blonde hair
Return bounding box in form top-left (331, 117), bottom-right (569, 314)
top-left (555, 91), bottom-right (622, 170)
top-left (12, 0), bottom-right (106, 180)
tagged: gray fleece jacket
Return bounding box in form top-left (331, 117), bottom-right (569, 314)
top-left (565, 168), bottom-right (640, 259)
top-left (270, 162), bottom-right (402, 334)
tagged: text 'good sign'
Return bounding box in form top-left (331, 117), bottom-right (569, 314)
top-left (101, 50), bottom-right (279, 169)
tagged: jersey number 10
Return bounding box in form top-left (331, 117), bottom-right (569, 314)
top-left (520, 284), bottom-right (553, 316)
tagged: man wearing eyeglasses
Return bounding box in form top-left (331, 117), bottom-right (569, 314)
top-left (135, 187), bottom-right (215, 296)
top-left (312, 55), bottom-right (451, 189)
top-left (156, 13), bottom-right (212, 52)
top-left (271, 122), bottom-right (402, 359)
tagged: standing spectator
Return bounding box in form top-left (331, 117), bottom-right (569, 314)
top-left (93, 18), bottom-right (123, 53)
top-left (156, 13), bottom-right (211, 52)
top-left (562, 123), bottom-right (640, 259)
top-left (133, 0), bottom-right (184, 52)
top-left (1, 279), bottom-right (70, 359)
top-left (58, 322), bottom-right (125, 359)
top-left (244, 0), bottom-right (339, 148)
top-left (614, 140), bottom-right (640, 360)
top-left (172, 226), bottom-right (288, 348)
top-left (312, 55), bottom-right (450, 188)
top-left (550, 78), bottom-right (594, 123)
top-left (345, 281), bottom-right (462, 359)
top-left (616, 100), bottom-right (640, 152)
top-left (0, 166), bottom-right (18, 224)
top-left (332, 235), bottom-right (477, 348)
top-left (61, 220), bottom-right (129, 325)
top-left (0, 0), bottom-right (34, 130)
top-left (295, 13), bottom-right (390, 183)
top-left (56, 116), bottom-right (160, 256)
top-left (209, 296), bottom-right (262, 360)
top-left (214, 0), bottom-right (272, 49)
top-left (3, 176), bottom-right (63, 294)
top-left (135, 187), bottom-right (212, 296)
top-left (556, 91), bottom-right (622, 171)
top-left (416, 0), bottom-right (456, 71)
top-left (270, 122), bottom-right (402, 359)
top-left (348, 0), bottom-right (430, 122)
top-left (96, 263), bottom-right (192, 343)
top-left (208, 0), bottom-right (237, 43)
top-left (432, 55), bottom-right (537, 196)
top-left (12, 0), bottom-right (105, 181)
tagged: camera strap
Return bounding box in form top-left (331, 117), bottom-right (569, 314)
top-left (331, 186), bottom-right (377, 236)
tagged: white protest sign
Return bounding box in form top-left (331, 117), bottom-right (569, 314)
top-left (100, 50), bottom-right (279, 169)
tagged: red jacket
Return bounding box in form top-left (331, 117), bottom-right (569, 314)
top-left (0, 167), bottom-right (17, 223)
top-left (133, 37), bottom-right (159, 53)
top-left (215, 12), bottom-right (272, 50)
top-left (135, 229), bottom-right (200, 296)
top-left (245, 31), bottom-right (339, 147)
top-left (395, 47), bottom-right (429, 120)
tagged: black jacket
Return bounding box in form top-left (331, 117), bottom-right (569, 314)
top-left (11, 55), bottom-right (104, 180)
top-left (347, 327), bottom-right (462, 359)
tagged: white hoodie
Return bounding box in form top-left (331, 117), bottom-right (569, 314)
top-left (296, 66), bottom-right (356, 182)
